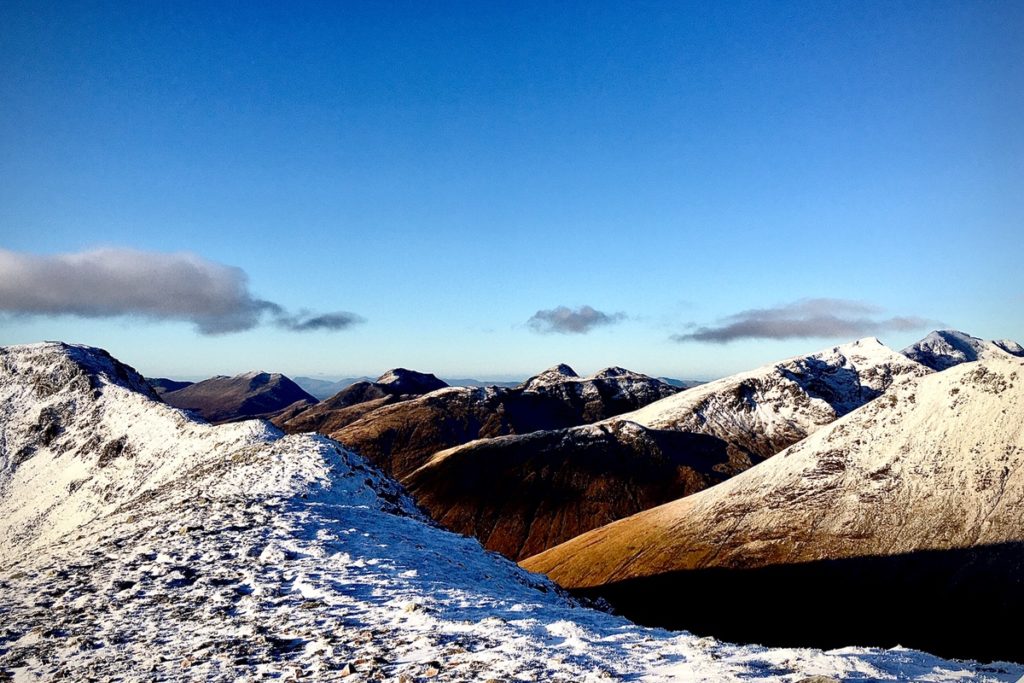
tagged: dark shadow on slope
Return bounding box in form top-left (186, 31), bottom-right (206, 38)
top-left (779, 361), bottom-right (877, 416)
top-left (407, 427), bottom-right (759, 560)
top-left (572, 542), bottom-right (1024, 664)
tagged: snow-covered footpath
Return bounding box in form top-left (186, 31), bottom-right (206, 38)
top-left (0, 343), bottom-right (1021, 682)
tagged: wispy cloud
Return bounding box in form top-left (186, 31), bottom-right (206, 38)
top-left (527, 305), bottom-right (626, 334)
top-left (672, 298), bottom-right (934, 343)
top-left (0, 247), bottom-right (364, 335)
top-left (276, 311), bottom-right (365, 332)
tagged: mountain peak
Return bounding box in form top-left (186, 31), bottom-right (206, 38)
top-left (902, 329), bottom-right (1021, 371)
top-left (851, 336), bottom-right (885, 347)
top-left (161, 370), bottom-right (316, 423)
top-left (2, 341), bottom-right (159, 401)
top-left (240, 369), bottom-right (273, 379)
top-left (374, 368), bottom-right (448, 394)
top-left (519, 364), bottom-right (579, 390)
top-left (994, 339), bottom-right (1024, 356)
top-left (833, 336), bottom-right (893, 357)
top-left (593, 366), bottom-right (632, 379)
top-left (546, 363), bottom-right (578, 377)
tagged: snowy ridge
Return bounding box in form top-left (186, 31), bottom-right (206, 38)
top-left (518, 363), bottom-right (678, 409)
top-left (0, 343), bottom-right (288, 561)
top-left (901, 329), bottom-right (1024, 371)
top-left (521, 354), bottom-right (1024, 661)
top-left (519, 364), bottom-right (673, 395)
top-left (525, 354), bottom-right (1024, 579)
top-left (615, 337), bottom-right (929, 457)
top-left (519, 363), bottom-right (580, 390)
top-left (995, 339), bottom-right (1024, 356)
top-left (1, 342), bottom-right (1020, 681)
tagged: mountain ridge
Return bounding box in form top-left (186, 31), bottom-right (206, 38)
top-left (314, 365), bottom-right (680, 480)
top-left (2, 341), bottom-right (1006, 680)
top-left (402, 338), bottom-right (930, 559)
top-left (901, 329), bottom-right (1024, 371)
top-left (521, 353), bottom-right (1024, 660)
top-left (161, 371), bottom-right (317, 424)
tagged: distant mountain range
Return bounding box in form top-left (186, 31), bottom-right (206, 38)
top-left (657, 377), bottom-right (705, 389)
top-left (404, 337), bottom-right (927, 559)
top-left (293, 376), bottom-right (536, 398)
top-left (522, 340), bottom-right (1024, 660)
top-left (292, 376), bottom-right (373, 400)
top-left (146, 377), bottom-right (194, 395)
top-left (158, 371), bottom-right (316, 424)
top-left (288, 365), bottom-right (680, 482)
top-left (155, 373), bottom-right (700, 403)
top-left (2, 341), bottom-right (1005, 680)
top-left (440, 378), bottom-right (523, 388)
top-left (278, 369), bottom-right (449, 435)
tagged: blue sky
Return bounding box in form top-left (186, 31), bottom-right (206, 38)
top-left (1, 1), bottom-right (1022, 380)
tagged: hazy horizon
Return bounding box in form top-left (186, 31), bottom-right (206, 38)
top-left (10, 328), bottom-right (990, 387)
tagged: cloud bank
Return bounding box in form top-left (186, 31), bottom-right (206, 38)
top-left (527, 305), bottom-right (626, 334)
top-left (672, 298), bottom-right (933, 343)
top-left (0, 247), bottom-right (364, 335)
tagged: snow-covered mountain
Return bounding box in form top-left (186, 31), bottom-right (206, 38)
top-left (522, 354), bottom-right (1024, 662)
top-left (0, 343), bottom-right (289, 560)
top-left (517, 364), bottom-right (683, 421)
top-left (901, 329), bottom-right (1024, 371)
top-left (5, 343), bottom-right (1015, 680)
top-left (296, 363), bottom-right (679, 480)
top-left (621, 337), bottom-right (930, 457)
top-left (399, 338), bottom-right (931, 560)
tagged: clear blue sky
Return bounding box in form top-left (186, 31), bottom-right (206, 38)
top-left (2, 1), bottom-right (1022, 380)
